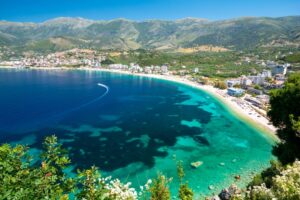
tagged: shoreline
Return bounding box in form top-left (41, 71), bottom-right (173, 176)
top-left (0, 66), bottom-right (278, 140)
top-left (97, 68), bottom-right (278, 140)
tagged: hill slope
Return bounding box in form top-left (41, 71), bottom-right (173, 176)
top-left (0, 16), bottom-right (299, 52)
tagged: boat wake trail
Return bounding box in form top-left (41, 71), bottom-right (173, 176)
top-left (47, 83), bottom-right (110, 122)
top-left (74, 83), bottom-right (110, 111)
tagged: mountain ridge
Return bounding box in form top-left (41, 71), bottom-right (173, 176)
top-left (2, 15), bottom-right (299, 24)
top-left (0, 16), bottom-right (299, 52)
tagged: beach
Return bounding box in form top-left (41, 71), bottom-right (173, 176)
top-left (0, 66), bottom-right (278, 139)
top-left (93, 68), bottom-right (278, 139)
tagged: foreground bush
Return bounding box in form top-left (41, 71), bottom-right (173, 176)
top-left (0, 135), bottom-right (155, 200)
top-left (1, 135), bottom-right (199, 200)
top-left (268, 73), bottom-right (300, 164)
top-left (246, 161), bottom-right (300, 200)
top-left (0, 136), bottom-right (74, 199)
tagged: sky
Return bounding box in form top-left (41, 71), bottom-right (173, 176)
top-left (0, 0), bottom-right (299, 22)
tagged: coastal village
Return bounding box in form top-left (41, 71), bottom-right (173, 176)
top-left (0, 48), bottom-right (296, 132)
top-left (1, 14), bottom-right (300, 200)
top-left (2, 0), bottom-right (300, 197)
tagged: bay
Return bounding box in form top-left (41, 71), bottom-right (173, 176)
top-left (0, 68), bottom-right (274, 197)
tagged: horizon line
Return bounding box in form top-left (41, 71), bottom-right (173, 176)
top-left (0, 15), bottom-right (299, 24)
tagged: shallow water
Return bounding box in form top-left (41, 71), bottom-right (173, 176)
top-left (0, 68), bottom-right (274, 197)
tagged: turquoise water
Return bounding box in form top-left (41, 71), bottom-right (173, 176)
top-left (0, 68), bottom-right (274, 197)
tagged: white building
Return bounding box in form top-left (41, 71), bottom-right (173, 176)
top-left (129, 64), bottom-right (143, 73)
top-left (266, 60), bottom-right (277, 68)
top-left (109, 64), bottom-right (128, 69)
top-left (144, 66), bottom-right (152, 74)
top-left (226, 79), bottom-right (241, 87)
top-left (261, 70), bottom-right (272, 78)
top-left (240, 76), bottom-right (252, 87)
top-left (248, 75), bottom-right (265, 85)
top-left (161, 65), bottom-right (169, 74)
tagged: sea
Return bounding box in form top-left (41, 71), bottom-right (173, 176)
top-left (0, 68), bottom-right (274, 197)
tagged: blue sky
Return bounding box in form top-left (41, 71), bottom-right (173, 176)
top-left (1, 0), bottom-right (299, 22)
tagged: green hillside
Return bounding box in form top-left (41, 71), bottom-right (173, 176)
top-left (0, 16), bottom-right (299, 52)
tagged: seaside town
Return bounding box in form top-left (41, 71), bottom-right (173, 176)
top-left (2, 0), bottom-right (300, 198)
top-left (0, 48), bottom-right (296, 133)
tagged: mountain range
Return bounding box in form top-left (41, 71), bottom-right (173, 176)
top-left (0, 16), bottom-right (300, 52)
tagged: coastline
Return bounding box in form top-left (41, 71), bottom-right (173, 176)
top-left (95, 68), bottom-right (278, 141)
top-left (0, 66), bottom-right (278, 141)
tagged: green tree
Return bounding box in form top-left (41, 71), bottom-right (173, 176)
top-left (176, 161), bottom-right (193, 200)
top-left (248, 160), bottom-right (282, 188)
top-left (39, 135), bottom-right (74, 195)
top-left (268, 73), bottom-right (300, 164)
top-left (0, 144), bottom-right (32, 199)
top-left (178, 184), bottom-right (193, 200)
top-left (233, 84), bottom-right (241, 88)
top-left (76, 166), bottom-right (108, 200)
top-left (283, 52), bottom-right (300, 63)
top-left (253, 84), bottom-right (262, 90)
top-left (214, 80), bottom-right (227, 89)
top-left (177, 161), bottom-right (185, 183)
top-left (247, 161), bottom-right (300, 200)
top-left (149, 174), bottom-right (171, 200)
top-left (0, 135), bottom-right (74, 199)
top-left (0, 136), bottom-right (140, 200)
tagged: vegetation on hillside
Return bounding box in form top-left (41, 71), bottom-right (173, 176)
top-left (244, 73), bottom-right (300, 199)
top-left (0, 16), bottom-right (300, 51)
top-left (283, 52), bottom-right (300, 63)
top-left (177, 161), bottom-right (193, 200)
top-left (268, 73), bottom-right (300, 164)
top-left (106, 50), bottom-right (262, 78)
top-left (246, 161), bottom-right (300, 200)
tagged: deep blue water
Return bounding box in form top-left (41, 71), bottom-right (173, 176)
top-left (0, 68), bottom-right (274, 197)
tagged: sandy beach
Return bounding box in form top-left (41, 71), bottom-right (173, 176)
top-left (0, 66), bottom-right (278, 139)
top-left (94, 68), bottom-right (278, 139)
